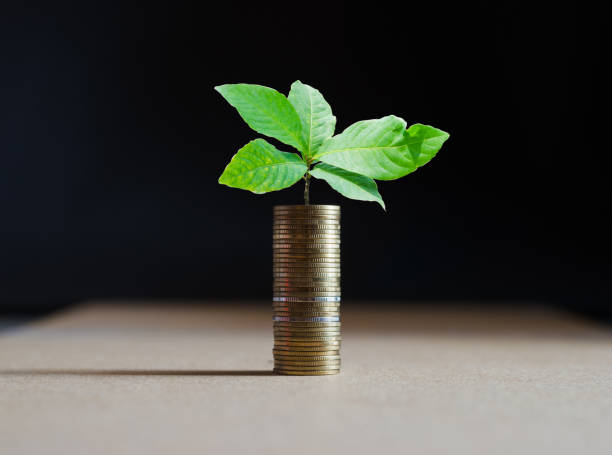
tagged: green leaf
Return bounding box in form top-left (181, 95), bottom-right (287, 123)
top-left (288, 81), bottom-right (336, 157)
top-left (310, 163), bottom-right (385, 209)
top-left (219, 139), bottom-right (307, 194)
top-left (215, 84), bottom-right (306, 151)
top-left (313, 115), bottom-right (416, 180)
top-left (405, 124), bottom-right (450, 167)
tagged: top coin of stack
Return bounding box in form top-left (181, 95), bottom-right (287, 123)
top-left (272, 205), bottom-right (341, 375)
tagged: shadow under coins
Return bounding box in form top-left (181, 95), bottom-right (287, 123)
top-left (0, 369), bottom-right (275, 376)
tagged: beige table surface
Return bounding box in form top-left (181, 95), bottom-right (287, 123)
top-left (1, 302), bottom-right (611, 454)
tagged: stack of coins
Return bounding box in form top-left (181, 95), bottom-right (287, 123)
top-left (272, 205), bottom-right (341, 375)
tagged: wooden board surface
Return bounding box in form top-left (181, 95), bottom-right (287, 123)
top-left (1, 302), bottom-right (611, 454)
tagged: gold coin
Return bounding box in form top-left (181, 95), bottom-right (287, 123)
top-left (273, 280), bottom-right (341, 287)
top-left (273, 326), bottom-right (341, 332)
top-left (273, 218), bottom-right (340, 223)
top-left (273, 289), bottom-right (342, 295)
top-left (274, 369), bottom-right (339, 376)
top-left (273, 297), bottom-right (340, 301)
top-left (272, 262), bottom-right (342, 273)
top-left (274, 333), bottom-right (342, 340)
top-left (273, 273), bottom-right (341, 279)
top-left (273, 216), bottom-right (340, 221)
top-left (273, 222), bottom-right (339, 226)
top-left (273, 327), bottom-right (341, 333)
top-left (273, 253), bottom-right (340, 259)
top-left (274, 341), bottom-right (341, 348)
top-left (273, 284), bottom-right (341, 289)
top-left (274, 335), bottom-right (341, 342)
top-left (273, 257), bottom-right (341, 263)
top-left (273, 265), bottom-right (341, 270)
top-left (273, 233), bottom-right (340, 240)
top-left (272, 307), bottom-right (341, 313)
top-left (273, 258), bottom-right (341, 264)
top-left (273, 223), bottom-right (340, 230)
top-left (272, 322), bottom-right (342, 331)
top-left (273, 320), bottom-right (341, 326)
top-left (273, 210), bottom-right (340, 220)
top-left (274, 205), bottom-right (339, 212)
top-left (274, 289), bottom-right (341, 294)
top-left (273, 331), bottom-right (341, 337)
top-left (272, 303), bottom-right (340, 309)
top-left (273, 364), bottom-right (340, 371)
top-left (273, 312), bottom-right (340, 318)
top-left (273, 285), bottom-right (340, 292)
top-left (273, 349), bottom-right (339, 356)
top-left (272, 232), bottom-right (341, 240)
top-left (274, 275), bottom-right (341, 280)
top-left (272, 344), bottom-right (341, 351)
top-left (272, 248), bottom-right (340, 257)
top-left (273, 354), bottom-right (340, 361)
top-left (273, 229), bottom-right (341, 236)
top-left (273, 322), bottom-right (340, 332)
top-left (274, 360), bottom-right (341, 367)
top-left (274, 361), bottom-right (341, 367)
top-left (273, 328), bottom-right (341, 333)
top-left (274, 329), bottom-right (341, 335)
top-left (274, 210), bottom-right (340, 216)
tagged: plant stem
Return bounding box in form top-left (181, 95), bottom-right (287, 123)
top-left (304, 171), bottom-right (311, 205)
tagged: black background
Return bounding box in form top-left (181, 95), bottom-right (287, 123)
top-left (1, 1), bottom-right (610, 314)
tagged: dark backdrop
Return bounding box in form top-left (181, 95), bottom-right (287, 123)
top-left (1, 1), bottom-right (610, 313)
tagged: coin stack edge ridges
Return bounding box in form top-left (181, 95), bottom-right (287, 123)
top-left (273, 205), bottom-right (341, 375)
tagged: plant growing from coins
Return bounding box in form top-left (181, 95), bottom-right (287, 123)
top-left (215, 82), bottom-right (449, 209)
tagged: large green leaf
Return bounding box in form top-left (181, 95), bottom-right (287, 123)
top-left (405, 124), bottom-right (450, 167)
top-left (313, 115), bottom-right (416, 180)
top-left (310, 163), bottom-right (385, 209)
top-left (287, 81), bottom-right (336, 158)
top-left (219, 139), bottom-right (307, 194)
top-left (215, 84), bottom-right (306, 151)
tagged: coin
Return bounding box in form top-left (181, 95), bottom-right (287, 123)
top-left (273, 333), bottom-right (341, 339)
top-left (274, 359), bottom-right (340, 365)
top-left (273, 248), bottom-right (340, 253)
top-left (272, 292), bottom-right (340, 296)
top-left (272, 307), bottom-right (340, 316)
top-left (273, 327), bottom-right (341, 333)
top-left (273, 314), bottom-right (340, 321)
top-left (273, 330), bottom-right (341, 335)
top-left (274, 360), bottom-right (341, 367)
top-left (272, 303), bottom-right (341, 310)
top-left (273, 279), bottom-right (341, 286)
top-left (273, 321), bottom-right (341, 327)
top-left (274, 335), bottom-right (341, 341)
top-left (274, 341), bottom-right (341, 348)
top-left (273, 364), bottom-right (340, 371)
top-left (274, 333), bottom-right (342, 340)
top-left (273, 295), bottom-right (341, 300)
top-left (273, 259), bottom-right (341, 263)
top-left (273, 273), bottom-right (341, 279)
top-left (273, 229), bottom-right (341, 236)
top-left (273, 296), bottom-right (340, 302)
top-left (273, 261), bottom-right (341, 266)
top-left (272, 349), bottom-right (340, 358)
top-left (274, 362), bottom-right (341, 369)
top-left (274, 205), bottom-right (339, 212)
top-left (273, 224), bottom-right (341, 230)
top-left (273, 325), bottom-right (341, 332)
top-left (274, 370), bottom-right (339, 376)
top-left (273, 254), bottom-right (340, 259)
top-left (272, 344), bottom-right (341, 351)
top-left (273, 237), bottom-right (340, 243)
top-left (273, 257), bottom-right (341, 263)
